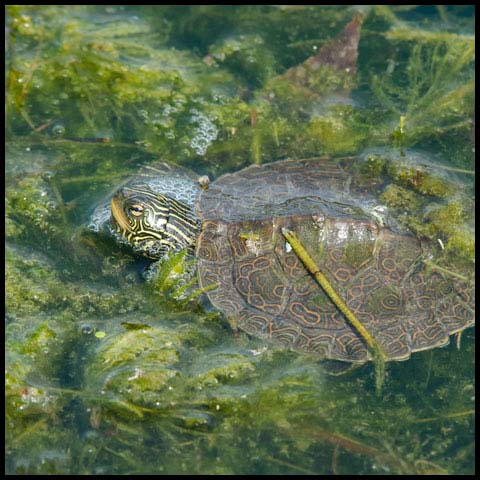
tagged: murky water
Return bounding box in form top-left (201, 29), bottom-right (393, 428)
top-left (6, 5), bottom-right (475, 475)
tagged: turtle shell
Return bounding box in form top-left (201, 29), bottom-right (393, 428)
top-left (196, 158), bottom-right (474, 362)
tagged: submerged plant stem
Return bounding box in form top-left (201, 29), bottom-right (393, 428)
top-left (264, 454), bottom-right (318, 475)
top-left (423, 260), bottom-right (469, 282)
top-left (47, 177), bottom-right (69, 226)
top-left (251, 128), bottom-right (261, 164)
top-left (412, 409), bottom-right (475, 424)
top-left (11, 418), bottom-right (48, 446)
top-left (433, 164), bottom-right (475, 175)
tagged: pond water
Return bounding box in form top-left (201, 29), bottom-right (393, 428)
top-left (5, 5), bottom-right (475, 475)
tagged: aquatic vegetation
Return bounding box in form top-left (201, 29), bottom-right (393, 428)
top-left (444, 230), bottom-right (475, 266)
top-left (5, 5), bottom-right (240, 161)
top-left (358, 153), bottom-right (387, 179)
top-left (158, 5), bottom-right (353, 67)
top-left (299, 109), bottom-right (369, 155)
top-left (370, 152), bottom-right (474, 268)
top-left (367, 18), bottom-right (474, 162)
top-left (371, 40), bottom-right (474, 119)
top-left (85, 326), bottom-right (183, 407)
top-left (6, 157), bottom-right (65, 244)
top-left (385, 161), bottom-right (454, 198)
top-left (5, 4), bottom-right (475, 476)
top-left (409, 197), bottom-right (474, 267)
top-left (6, 246), bottom-right (69, 318)
top-left (207, 34), bottom-right (277, 88)
top-left (380, 184), bottom-right (422, 212)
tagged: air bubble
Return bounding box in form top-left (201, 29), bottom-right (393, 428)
top-left (189, 110), bottom-right (218, 156)
top-left (81, 324), bottom-right (94, 335)
top-left (52, 123), bottom-right (66, 137)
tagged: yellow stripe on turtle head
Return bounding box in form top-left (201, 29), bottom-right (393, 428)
top-left (111, 195), bottom-right (131, 233)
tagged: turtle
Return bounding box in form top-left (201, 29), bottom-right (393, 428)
top-left (90, 156), bottom-right (475, 363)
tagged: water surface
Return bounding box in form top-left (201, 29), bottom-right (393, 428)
top-left (5, 5), bottom-right (475, 475)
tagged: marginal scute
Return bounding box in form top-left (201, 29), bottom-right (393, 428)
top-left (196, 220), bottom-right (231, 263)
top-left (237, 309), bottom-right (272, 335)
top-left (331, 330), bottom-right (369, 362)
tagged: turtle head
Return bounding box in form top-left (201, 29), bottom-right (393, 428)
top-left (110, 184), bottom-right (200, 259)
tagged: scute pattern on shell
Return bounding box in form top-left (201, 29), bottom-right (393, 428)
top-left (196, 158), bottom-right (474, 362)
top-left (197, 157), bottom-right (375, 222)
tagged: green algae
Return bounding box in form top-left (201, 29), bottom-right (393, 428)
top-left (301, 111), bottom-right (368, 156)
top-left (386, 194), bottom-right (475, 267)
top-left (6, 6), bottom-right (238, 161)
top-left (191, 352), bottom-right (257, 388)
top-left (359, 154), bottom-right (387, 179)
top-left (265, 65), bottom-right (356, 115)
top-left (363, 13), bottom-right (474, 167)
top-left (379, 184), bottom-right (422, 212)
top-left (94, 328), bottom-right (182, 370)
top-left (423, 202), bottom-right (466, 236)
top-left (376, 156), bottom-right (474, 268)
top-left (208, 34), bottom-right (277, 88)
top-left (5, 4), bottom-right (475, 476)
top-left (445, 231), bottom-right (475, 266)
top-left (6, 244), bottom-right (152, 321)
top-left (6, 5), bottom-right (367, 173)
top-left (385, 161), bottom-right (454, 198)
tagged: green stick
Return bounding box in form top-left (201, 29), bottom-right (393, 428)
top-left (282, 228), bottom-right (386, 392)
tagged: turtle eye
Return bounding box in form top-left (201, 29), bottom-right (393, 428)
top-left (128, 204), bottom-right (144, 217)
